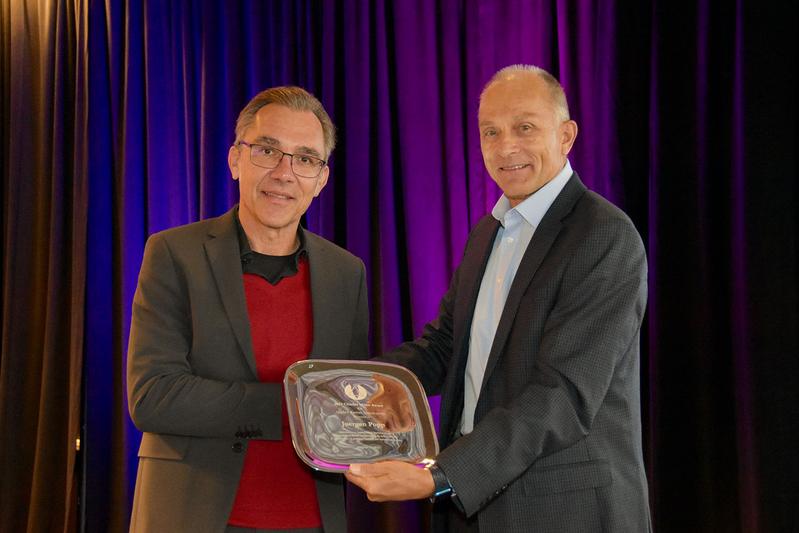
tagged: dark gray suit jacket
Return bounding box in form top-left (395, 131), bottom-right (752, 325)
top-left (127, 207), bottom-right (369, 533)
top-left (381, 174), bottom-right (651, 532)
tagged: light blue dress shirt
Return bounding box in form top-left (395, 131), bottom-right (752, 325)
top-left (461, 160), bottom-right (574, 434)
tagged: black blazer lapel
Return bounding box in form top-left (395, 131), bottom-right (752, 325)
top-left (204, 209), bottom-right (258, 378)
top-left (479, 174), bottom-right (588, 392)
top-left (304, 228), bottom-right (341, 359)
top-left (438, 216), bottom-right (500, 441)
top-left (452, 217), bottom-right (501, 362)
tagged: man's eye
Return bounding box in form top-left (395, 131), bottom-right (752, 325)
top-left (297, 156), bottom-right (312, 164)
top-left (483, 129), bottom-right (497, 138)
top-left (261, 147), bottom-right (275, 156)
top-left (519, 123), bottom-right (533, 132)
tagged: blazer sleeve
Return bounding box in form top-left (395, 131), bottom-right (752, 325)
top-left (127, 232), bottom-right (284, 440)
top-left (436, 216), bottom-right (647, 516)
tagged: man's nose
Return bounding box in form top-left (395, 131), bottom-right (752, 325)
top-left (496, 135), bottom-right (520, 156)
top-left (270, 153), bottom-right (295, 180)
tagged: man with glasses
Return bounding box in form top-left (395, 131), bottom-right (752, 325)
top-left (127, 86), bottom-right (368, 533)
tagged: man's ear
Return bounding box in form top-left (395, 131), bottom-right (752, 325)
top-left (228, 145), bottom-right (241, 180)
top-left (560, 120), bottom-right (578, 156)
top-left (313, 165), bottom-right (330, 197)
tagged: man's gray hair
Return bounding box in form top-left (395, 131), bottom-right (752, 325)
top-left (482, 64), bottom-right (571, 122)
top-left (234, 86), bottom-right (336, 158)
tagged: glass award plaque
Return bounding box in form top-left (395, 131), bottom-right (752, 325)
top-left (284, 359), bottom-right (439, 473)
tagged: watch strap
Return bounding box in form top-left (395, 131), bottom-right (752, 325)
top-left (428, 463), bottom-right (454, 501)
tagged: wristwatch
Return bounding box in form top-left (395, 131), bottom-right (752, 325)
top-left (427, 462), bottom-right (455, 502)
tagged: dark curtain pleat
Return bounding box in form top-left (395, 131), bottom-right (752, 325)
top-left (644, 2), bottom-right (744, 529)
top-left (1, 1), bottom-right (797, 532)
top-left (0, 0), bottom-right (87, 532)
top-left (738, 4), bottom-right (799, 531)
top-left (616, 1), bottom-right (799, 531)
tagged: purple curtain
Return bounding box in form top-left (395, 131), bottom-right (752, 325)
top-left (2, 1), bottom-right (796, 532)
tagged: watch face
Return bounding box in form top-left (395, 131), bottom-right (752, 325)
top-left (284, 359), bottom-right (439, 473)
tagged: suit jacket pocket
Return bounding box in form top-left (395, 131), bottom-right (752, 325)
top-left (138, 432), bottom-right (190, 460)
top-left (522, 459), bottom-right (611, 496)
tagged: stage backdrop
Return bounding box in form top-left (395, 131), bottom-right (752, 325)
top-left (1, 1), bottom-right (796, 532)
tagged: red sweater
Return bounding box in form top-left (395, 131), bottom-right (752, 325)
top-left (227, 260), bottom-right (321, 529)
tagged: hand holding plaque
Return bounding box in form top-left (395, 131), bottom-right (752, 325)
top-left (284, 360), bottom-right (439, 473)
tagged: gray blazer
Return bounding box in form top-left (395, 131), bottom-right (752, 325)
top-left (127, 207), bottom-right (369, 533)
top-left (382, 174), bottom-right (652, 532)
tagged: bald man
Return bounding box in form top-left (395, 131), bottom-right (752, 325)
top-left (346, 65), bottom-right (652, 533)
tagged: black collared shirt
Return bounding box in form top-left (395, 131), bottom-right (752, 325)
top-left (235, 208), bottom-right (308, 285)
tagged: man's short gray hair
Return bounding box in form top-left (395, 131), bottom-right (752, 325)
top-left (481, 64), bottom-right (571, 122)
top-left (234, 86), bottom-right (336, 158)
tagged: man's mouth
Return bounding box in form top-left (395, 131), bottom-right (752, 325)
top-left (262, 191), bottom-right (293, 200)
top-left (499, 163), bottom-right (530, 171)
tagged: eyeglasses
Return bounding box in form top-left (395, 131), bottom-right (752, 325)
top-left (238, 141), bottom-right (327, 178)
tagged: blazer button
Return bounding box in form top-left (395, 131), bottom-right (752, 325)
top-left (232, 442), bottom-right (244, 453)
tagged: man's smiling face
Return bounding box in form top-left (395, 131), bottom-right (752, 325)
top-left (228, 103), bottom-right (329, 234)
top-left (478, 72), bottom-right (577, 206)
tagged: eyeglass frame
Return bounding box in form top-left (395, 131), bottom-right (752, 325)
top-left (237, 141), bottom-right (328, 178)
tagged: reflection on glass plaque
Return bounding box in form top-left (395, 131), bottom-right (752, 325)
top-left (284, 360), bottom-right (439, 473)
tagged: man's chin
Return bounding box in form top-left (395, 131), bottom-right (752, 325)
top-left (503, 180), bottom-right (550, 203)
top-left (504, 188), bottom-right (536, 203)
top-left (506, 191), bottom-right (532, 201)
top-left (255, 214), bottom-right (299, 232)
